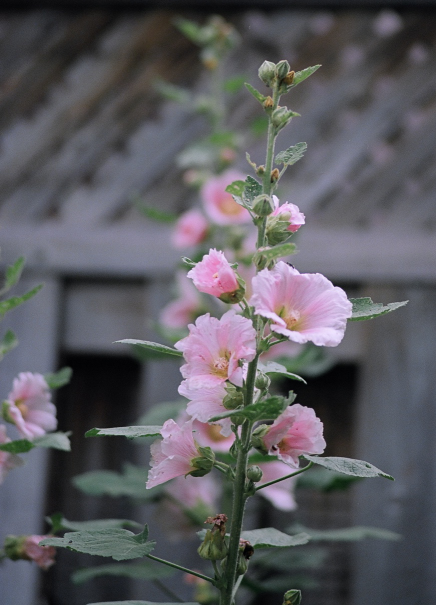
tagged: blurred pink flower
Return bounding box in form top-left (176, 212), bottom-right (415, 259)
top-left (160, 273), bottom-right (203, 330)
top-left (24, 536), bottom-right (56, 570)
top-left (251, 261), bottom-right (352, 346)
top-left (270, 196), bottom-right (305, 233)
top-left (165, 472), bottom-right (219, 509)
top-left (187, 249), bottom-right (239, 299)
top-left (172, 209), bottom-right (209, 249)
top-left (3, 372), bottom-right (56, 440)
top-left (147, 419), bottom-right (201, 489)
top-left (201, 170), bottom-right (251, 225)
top-left (258, 461), bottom-right (297, 511)
top-left (179, 382), bottom-right (233, 438)
top-left (175, 310), bottom-right (257, 388)
top-left (262, 404), bottom-right (326, 467)
top-left (0, 425), bottom-right (23, 484)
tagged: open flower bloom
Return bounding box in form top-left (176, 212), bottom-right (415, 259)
top-left (251, 261), bottom-right (352, 346)
top-left (257, 461), bottom-right (298, 511)
top-left (187, 249), bottom-right (241, 301)
top-left (175, 310), bottom-right (257, 388)
top-left (262, 404), bottom-right (326, 467)
top-left (179, 382), bottom-right (234, 438)
top-left (147, 419), bottom-right (206, 489)
top-left (25, 536), bottom-right (56, 570)
top-left (201, 169), bottom-right (251, 225)
top-left (0, 425), bottom-right (23, 484)
top-left (270, 196), bottom-right (306, 232)
top-left (3, 372), bottom-right (56, 440)
top-left (172, 208), bottom-right (209, 249)
top-left (160, 272), bottom-right (203, 330)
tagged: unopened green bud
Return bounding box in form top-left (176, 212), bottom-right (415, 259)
top-left (253, 248), bottom-right (276, 271)
top-left (190, 446), bottom-right (215, 477)
top-left (258, 61), bottom-right (277, 87)
top-left (252, 194), bottom-right (274, 217)
top-left (4, 535), bottom-right (26, 561)
top-left (283, 589), bottom-right (302, 605)
top-left (276, 60), bottom-right (291, 80)
top-left (1, 400), bottom-right (14, 424)
top-left (246, 465), bottom-right (263, 483)
top-left (266, 216), bottom-right (292, 246)
top-left (198, 528), bottom-right (228, 561)
top-left (223, 384), bottom-right (244, 410)
top-left (251, 424), bottom-right (269, 454)
top-left (272, 106), bottom-right (291, 128)
top-left (255, 372), bottom-right (271, 390)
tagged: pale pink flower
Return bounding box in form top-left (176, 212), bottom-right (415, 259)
top-left (187, 249), bottom-right (239, 299)
top-left (251, 261), bottom-right (352, 347)
top-left (201, 170), bottom-right (251, 225)
top-left (160, 273), bottom-right (203, 330)
top-left (179, 382), bottom-right (233, 437)
top-left (262, 404), bottom-right (326, 467)
top-left (270, 195), bottom-right (305, 233)
top-left (175, 310), bottom-right (257, 388)
top-left (4, 372), bottom-right (56, 440)
top-left (193, 419), bottom-right (235, 451)
top-left (25, 536), bottom-right (56, 570)
top-left (172, 209), bottom-right (209, 249)
top-left (147, 419), bottom-right (201, 489)
top-left (0, 425), bottom-right (23, 484)
top-left (257, 461), bottom-right (298, 511)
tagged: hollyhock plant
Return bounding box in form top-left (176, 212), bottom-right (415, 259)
top-left (175, 310), bottom-right (257, 388)
top-left (257, 404), bottom-right (326, 468)
top-left (257, 461), bottom-right (298, 512)
top-left (2, 372), bottom-right (56, 440)
top-left (172, 208), bottom-right (209, 249)
top-left (179, 382), bottom-right (234, 438)
top-left (266, 196), bottom-right (305, 244)
top-left (160, 272), bottom-right (204, 331)
top-left (0, 425), bottom-right (23, 484)
top-left (187, 249), bottom-right (244, 303)
top-left (251, 261), bottom-right (352, 346)
top-left (201, 169), bottom-right (251, 225)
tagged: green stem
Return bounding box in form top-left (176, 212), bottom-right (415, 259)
top-left (262, 85), bottom-right (280, 197)
top-left (152, 578), bottom-right (184, 602)
top-left (255, 461), bottom-right (314, 491)
top-left (146, 554), bottom-right (215, 584)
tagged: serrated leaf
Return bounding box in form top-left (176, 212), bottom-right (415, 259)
top-left (257, 243), bottom-right (297, 262)
top-left (225, 180), bottom-right (246, 197)
top-left (244, 82), bottom-right (266, 104)
top-left (85, 426), bottom-right (162, 439)
top-left (0, 256), bottom-right (25, 296)
top-left (73, 464), bottom-right (156, 499)
top-left (289, 524), bottom-right (401, 542)
top-left (73, 560), bottom-right (175, 585)
top-left (349, 297), bottom-right (408, 321)
top-left (287, 65), bottom-right (321, 89)
top-left (275, 142), bottom-right (307, 166)
top-left (296, 466), bottom-right (361, 492)
top-left (0, 284), bottom-right (43, 318)
top-left (34, 432), bottom-right (71, 451)
top-left (0, 438), bottom-right (34, 454)
top-left (243, 175), bottom-right (262, 204)
top-left (257, 361), bottom-right (306, 383)
top-left (40, 525), bottom-right (155, 561)
top-left (209, 396), bottom-right (287, 423)
top-left (0, 329), bottom-right (18, 359)
top-left (44, 367), bottom-right (72, 389)
top-left (240, 528), bottom-right (310, 549)
top-left (115, 339), bottom-right (182, 358)
top-left (46, 513), bottom-right (141, 533)
top-left (303, 455), bottom-right (394, 480)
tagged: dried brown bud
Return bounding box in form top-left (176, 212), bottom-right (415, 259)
top-left (271, 168), bottom-right (280, 183)
top-left (205, 513), bottom-right (228, 536)
top-left (284, 71), bottom-right (295, 85)
top-left (263, 96), bottom-right (274, 109)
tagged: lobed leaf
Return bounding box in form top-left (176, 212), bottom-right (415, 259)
top-left (0, 284), bottom-right (43, 318)
top-left (257, 243), bottom-right (297, 262)
top-left (287, 65), bottom-right (321, 89)
top-left (225, 180), bottom-right (246, 197)
top-left (275, 142), bottom-right (307, 166)
top-left (46, 513), bottom-right (141, 534)
top-left (0, 438), bottom-right (34, 454)
top-left (243, 175), bottom-right (262, 204)
top-left (34, 432), bottom-right (71, 451)
top-left (0, 256), bottom-right (25, 296)
top-left (240, 528), bottom-right (310, 549)
top-left (244, 82), bottom-right (266, 104)
top-left (303, 455), bottom-right (394, 480)
top-left (85, 426), bottom-right (162, 439)
top-left (44, 367), bottom-right (72, 389)
top-left (115, 339), bottom-right (182, 358)
top-left (349, 297), bottom-right (408, 321)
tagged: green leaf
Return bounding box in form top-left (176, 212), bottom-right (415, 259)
top-left (275, 142), bottom-right (307, 166)
top-left (349, 297), bottom-right (408, 321)
top-left (72, 560), bottom-right (175, 584)
top-left (73, 464), bottom-right (156, 499)
top-left (0, 329), bottom-right (18, 359)
top-left (136, 204), bottom-right (177, 224)
top-left (115, 339), bottom-right (182, 358)
top-left (0, 284), bottom-right (43, 318)
top-left (85, 426), bottom-right (162, 439)
top-left (33, 431), bottom-right (71, 451)
top-left (296, 466), bottom-right (362, 492)
top-left (225, 180), bottom-right (246, 197)
top-left (88, 602), bottom-right (199, 605)
top-left (287, 65), bottom-right (321, 89)
top-left (0, 256), bottom-right (25, 296)
top-left (209, 396), bottom-right (288, 423)
top-left (303, 455), bottom-right (394, 480)
top-left (289, 524), bottom-right (401, 542)
top-left (46, 513), bottom-right (141, 533)
top-left (44, 367), bottom-right (72, 389)
top-left (40, 525), bottom-right (155, 561)
top-left (0, 438), bottom-right (34, 454)
top-left (224, 75), bottom-right (247, 93)
top-left (244, 82), bottom-right (266, 104)
top-left (257, 243), bottom-right (297, 262)
top-left (257, 361), bottom-right (306, 384)
top-left (154, 79), bottom-right (190, 104)
top-left (174, 16), bottom-right (207, 45)
top-left (244, 175), bottom-right (262, 204)
top-left (240, 528), bottom-right (310, 549)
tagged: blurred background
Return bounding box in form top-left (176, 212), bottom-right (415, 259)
top-left (0, 1), bottom-right (435, 605)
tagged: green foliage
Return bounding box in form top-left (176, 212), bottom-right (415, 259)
top-left (115, 339), bottom-right (183, 359)
top-left (0, 431), bottom-right (71, 453)
top-left (40, 525), bottom-right (155, 561)
top-left (225, 181), bottom-right (246, 197)
top-left (88, 602), bottom-right (198, 605)
top-left (288, 524), bottom-right (401, 542)
top-left (0, 438), bottom-right (34, 454)
top-left (240, 528), bottom-right (310, 549)
top-left (224, 75), bottom-right (247, 93)
top-left (349, 297), bottom-right (408, 321)
top-left (257, 361), bottom-right (306, 383)
top-left (135, 203), bottom-right (177, 224)
top-left (85, 426), bottom-right (162, 439)
top-left (303, 455), bottom-right (394, 480)
top-left (275, 142), bottom-right (307, 167)
top-left (296, 466), bottom-right (362, 492)
top-left (244, 175), bottom-right (263, 203)
top-left (0, 284), bottom-right (44, 319)
top-left (255, 243), bottom-right (297, 263)
top-left (0, 329), bottom-right (18, 360)
top-left (209, 395), bottom-right (288, 423)
top-left (274, 344), bottom-right (334, 378)
top-left (47, 513), bottom-right (141, 534)
top-left (244, 82), bottom-right (266, 105)
top-left (0, 257), bottom-right (25, 296)
top-left (44, 367), bottom-right (72, 389)
top-left (73, 464), bottom-right (157, 499)
top-left (285, 65), bottom-right (321, 91)
top-left (72, 560), bottom-right (175, 584)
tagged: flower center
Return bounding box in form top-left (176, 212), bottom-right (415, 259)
top-left (207, 424), bottom-right (228, 443)
top-left (16, 400), bottom-right (28, 419)
top-left (212, 355), bottom-right (229, 378)
top-left (278, 306), bottom-right (301, 330)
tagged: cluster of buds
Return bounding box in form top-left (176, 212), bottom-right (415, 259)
top-left (198, 514), bottom-right (228, 561)
top-left (258, 59), bottom-right (295, 90)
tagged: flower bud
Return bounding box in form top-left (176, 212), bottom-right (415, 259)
top-left (283, 70), bottom-right (295, 85)
top-left (218, 275), bottom-right (246, 305)
top-left (276, 60), bottom-right (291, 80)
top-left (283, 589), bottom-right (302, 605)
top-left (223, 384), bottom-right (244, 410)
top-left (252, 195), bottom-right (274, 217)
top-left (253, 248), bottom-right (276, 271)
top-left (246, 465), bottom-right (263, 483)
top-left (255, 372), bottom-right (271, 391)
top-left (272, 106), bottom-right (293, 130)
top-left (263, 96), bottom-right (274, 109)
top-left (270, 168), bottom-right (280, 183)
top-left (190, 446), bottom-right (215, 477)
top-left (198, 514), bottom-right (228, 561)
top-left (251, 424), bottom-right (269, 454)
top-left (258, 61), bottom-right (277, 87)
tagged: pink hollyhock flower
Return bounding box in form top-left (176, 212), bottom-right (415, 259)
top-left (0, 425), bottom-right (23, 484)
top-left (147, 419), bottom-right (205, 489)
top-left (3, 372), bottom-right (56, 440)
top-left (25, 536), bottom-right (56, 570)
top-left (175, 310), bottom-right (257, 388)
top-left (187, 249), bottom-right (242, 302)
top-left (160, 273), bottom-right (203, 330)
top-left (179, 382), bottom-right (232, 437)
top-left (261, 404), bottom-right (326, 467)
top-left (257, 461), bottom-right (297, 511)
top-left (270, 196), bottom-right (305, 233)
top-left (201, 170), bottom-right (251, 225)
top-left (172, 209), bottom-right (209, 249)
top-left (193, 419), bottom-right (235, 451)
top-left (251, 261), bottom-right (352, 347)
